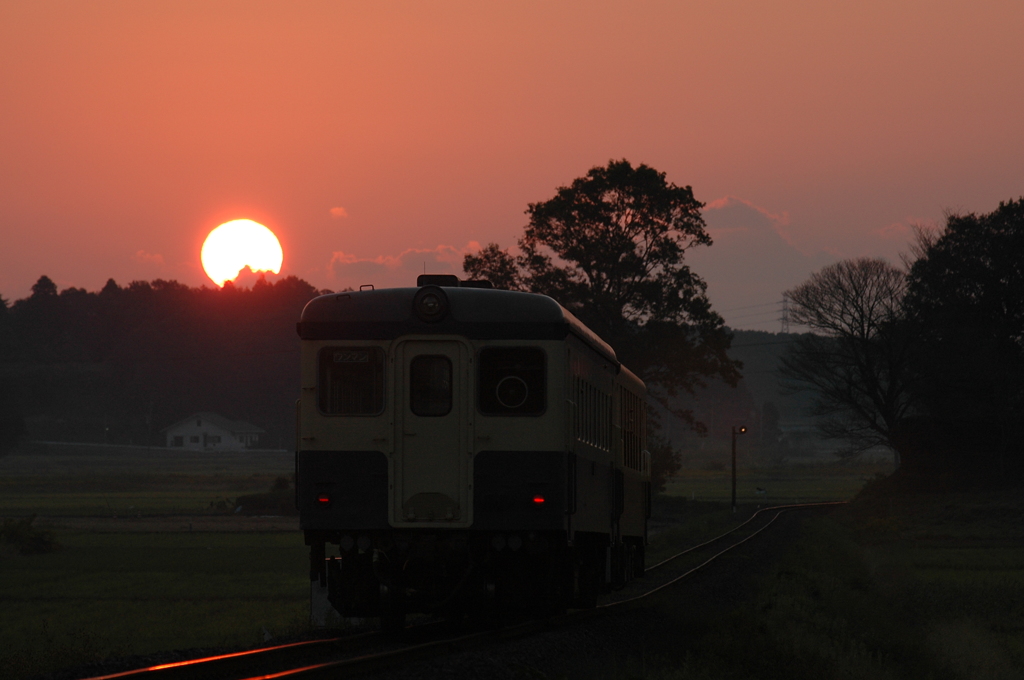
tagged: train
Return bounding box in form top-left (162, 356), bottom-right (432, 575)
top-left (295, 275), bottom-right (651, 629)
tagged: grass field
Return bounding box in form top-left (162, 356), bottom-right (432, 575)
top-left (0, 443), bottom-right (293, 517)
top-left (624, 481), bottom-right (1024, 680)
top-left (0, 531), bottom-right (311, 679)
top-left (663, 461), bottom-right (893, 504)
top-left (0, 445), bottom-right (897, 679)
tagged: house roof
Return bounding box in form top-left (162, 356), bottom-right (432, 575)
top-left (160, 412), bottom-right (266, 434)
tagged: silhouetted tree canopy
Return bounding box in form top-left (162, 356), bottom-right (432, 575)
top-left (0, 275), bottom-right (324, 448)
top-left (31, 276), bottom-right (57, 298)
top-left (904, 198), bottom-right (1024, 468)
top-left (779, 258), bottom-right (915, 465)
top-left (464, 159), bottom-right (740, 488)
top-left (780, 200), bottom-right (1024, 479)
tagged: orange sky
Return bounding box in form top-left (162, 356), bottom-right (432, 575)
top-left (2, 1), bottom-right (1022, 330)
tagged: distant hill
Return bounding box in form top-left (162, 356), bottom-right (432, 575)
top-left (655, 328), bottom-right (836, 464)
top-left (728, 329), bottom-right (815, 424)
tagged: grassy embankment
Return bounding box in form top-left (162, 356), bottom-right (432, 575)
top-left (618, 476), bottom-right (1024, 680)
top-left (0, 445), bottom-right (889, 680)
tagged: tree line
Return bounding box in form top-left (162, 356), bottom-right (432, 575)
top-left (0, 276), bottom-right (324, 452)
top-left (780, 199), bottom-right (1024, 479)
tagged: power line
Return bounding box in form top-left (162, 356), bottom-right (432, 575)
top-left (726, 309), bottom-right (784, 322)
top-left (718, 301), bottom-right (782, 313)
top-left (729, 339), bottom-right (799, 348)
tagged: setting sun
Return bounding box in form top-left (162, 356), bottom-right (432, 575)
top-left (201, 219), bottom-right (283, 287)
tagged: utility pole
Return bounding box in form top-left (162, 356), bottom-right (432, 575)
top-left (731, 425), bottom-right (747, 513)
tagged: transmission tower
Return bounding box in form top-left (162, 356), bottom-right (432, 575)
top-left (780, 295), bottom-right (790, 334)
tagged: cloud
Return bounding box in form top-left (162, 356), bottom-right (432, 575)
top-left (873, 217), bottom-right (939, 241)
top-left (329, 206), bottom-right (348, 218)
top-left (327, 242), bottom-right (483, 290)
top-left (133, 250), bottom-right (164, 265)
top-left (703, 195), bottom-right (796, 247)
top-left (689, 196), bottom-right (835, 330)
top-left (705, 195), bottom-right (790, 225)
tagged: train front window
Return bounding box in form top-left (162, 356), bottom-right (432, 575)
top-left (410, 355), bottom-right (453, 416)
top-left (318, 347), bottom-right (385, 415)
top-left (478, 347), bottom-right (546, 415)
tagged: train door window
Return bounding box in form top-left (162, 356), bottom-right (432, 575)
top-left (318, 347), bottom-right (385, 415)
top-left (410, 355), bottom-right (452, 416)
top-left (478, 347), bottom-right (546, 415)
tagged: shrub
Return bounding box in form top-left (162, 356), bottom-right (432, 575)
top-left (1, 514), bottom-right (59, 555)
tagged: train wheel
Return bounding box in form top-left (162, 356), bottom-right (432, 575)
top-left (571, 547), bottom-right (599, 609)
top-left (379, 584), bottom-right (406, 635)
top-left (624, 543), bottom-right (636, 582)
top-left (633, 542), bottom-right (645, 578)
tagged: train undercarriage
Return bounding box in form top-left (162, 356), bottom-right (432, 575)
top-left (307, 529), bottom-right (645, 629)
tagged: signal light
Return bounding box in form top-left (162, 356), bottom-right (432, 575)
top-left (532, 495), bottom-right (545, 504)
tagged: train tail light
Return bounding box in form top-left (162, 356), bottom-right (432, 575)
top-left (532, 495), bottom-right (545, 504)
top-left (316, 494), bottom-right (331, 507)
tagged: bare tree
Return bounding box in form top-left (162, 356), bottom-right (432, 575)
top-left (779, 258), bottom-right (915, 465)
top-left (899, 220), bottom-right (943, 271)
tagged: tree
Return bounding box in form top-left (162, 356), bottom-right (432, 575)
top-left (779, 258), bottom-right (915, 465)
top-left (0, 293), bottom-right (25, 455)
top-left (30, 275), bottom-right (58, 298)
top-left (4, 274), bottom-right (323, 447)
top-left (465, 160), bottom-right (741, 486)
top-left (904, 199), bottom-right (1024, 471)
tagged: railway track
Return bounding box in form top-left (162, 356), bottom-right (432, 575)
top-left (78, 502), bottom-right (845, 680)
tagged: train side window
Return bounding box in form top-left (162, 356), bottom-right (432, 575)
top-left (410, 355), bottom-right (453, 416)
top-left (318, 347), bottom-right (385, 415)
top-left (478, 347), bottom-right (546, 415)
top-left (620, 386), bottom-right (647, 470)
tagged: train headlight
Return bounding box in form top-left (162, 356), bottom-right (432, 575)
top-left (413, 286), bottom-right (449, 322)
top-left (420, 294), bottom-right (441, 315)
top-left (491, 535), bottom-right (506, 551)
top-left (495, 376), bottom-right (529, 408)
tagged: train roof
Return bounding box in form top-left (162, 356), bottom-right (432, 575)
top-left (297, 285), bottom-right (618, 367)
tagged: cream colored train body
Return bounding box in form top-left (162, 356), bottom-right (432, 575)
top-left (297, 276), bottom-right (650, 628)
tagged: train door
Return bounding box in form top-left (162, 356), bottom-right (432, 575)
top-left (392, 339), bottom-right (471, 526)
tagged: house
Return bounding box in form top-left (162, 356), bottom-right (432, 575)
top-left (161, 412), bottom-right (265, 450)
